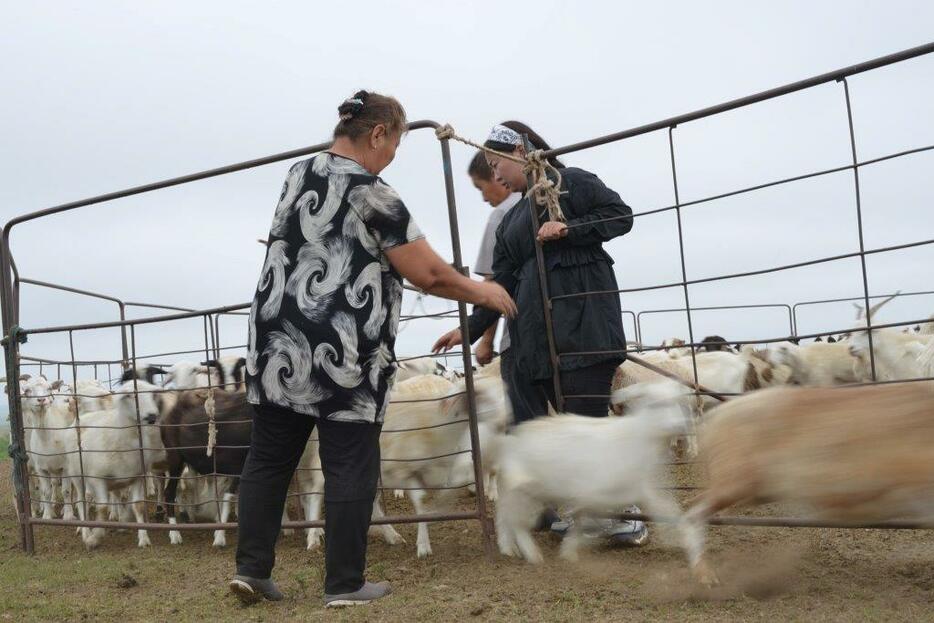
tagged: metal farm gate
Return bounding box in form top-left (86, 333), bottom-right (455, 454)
top-left (4, 41), bottom-right (934, 554)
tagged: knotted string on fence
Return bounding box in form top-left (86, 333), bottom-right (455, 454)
top-left (435, 124), bottom-right (566, 222)
top-left (205, 388), bottom-right (217, 457)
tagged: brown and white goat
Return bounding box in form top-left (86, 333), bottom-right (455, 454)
top-left (686, 382), bottom-right (934, 586)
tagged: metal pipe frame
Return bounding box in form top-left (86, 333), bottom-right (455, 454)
top-left (0, 121), bottom-right (494, 553)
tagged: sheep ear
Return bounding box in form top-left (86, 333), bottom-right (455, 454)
top-left (201, 359), bottom-right (219, 368)
top-left (827, 336), bottom-right (836, 343)
top-left (19, 374), bottom-right (31, 382)
top-left (50, 380), bottom-right (64, 390)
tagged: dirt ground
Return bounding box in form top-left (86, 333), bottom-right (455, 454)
top-left (1, 459), bottom-right (932, 622)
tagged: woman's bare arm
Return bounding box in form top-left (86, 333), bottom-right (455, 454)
top-left (385, 239), bottom-right (516, 318)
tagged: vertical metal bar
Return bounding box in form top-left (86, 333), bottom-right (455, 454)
top-left (436, 135), bottom-right (493, 557)
top-left (841, 77), bottom-right (877, 381)
top-left (791, 303), bottom-right (800, 338)
top-left (38, 362), bottom-right (43, 379)
top-left (521, 135), bottom-right (565, 412)
top-left (668, 127), bottom-right (700, 387)
top-left (93, 363), bottom-right (98, 381)
top-left (783, 304), bottom-right (795, 341)
top-left (0, 234), bottom-right (34, 552)
top-left (118, 303), bottom-right (129, 369)
top-left (56, 364), bottom-right (61, 381)
top-left (127, 324), bottom-right (151, 523)
top-left (213, 314), bottom-right (222, 360)
top-left (68, 330), bottom-right (90, 544)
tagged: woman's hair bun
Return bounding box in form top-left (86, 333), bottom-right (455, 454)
top-left (338, 90), bottom-right (370, 121)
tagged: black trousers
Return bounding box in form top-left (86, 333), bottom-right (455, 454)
top-left (500, 348), bottom-right (548, 426)
top-left (235, 404), bottom-right (382, 595)
top-left (532, 360), bottom-right (619, 418)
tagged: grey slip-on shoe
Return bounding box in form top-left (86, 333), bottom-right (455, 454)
top-left (229, 575), bottom-right (285, 605)
top-left (324, 580), bottom-right (392, 608)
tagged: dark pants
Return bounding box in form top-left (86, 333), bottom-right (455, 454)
top-left (533, 360), bottom-right (619, 418)
top-left (500, 348), bottom-right (547, 426)
top-left (235, 404), bottom-right (382, 595)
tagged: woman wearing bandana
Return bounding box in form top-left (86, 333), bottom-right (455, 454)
top-left (433, 120), bottom-right (646, 545)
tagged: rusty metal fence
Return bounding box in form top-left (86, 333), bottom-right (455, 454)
top-left (4, 42), bottom-right (934, 554)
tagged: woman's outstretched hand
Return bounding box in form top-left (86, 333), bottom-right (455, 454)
top-left (432, 328), bottom-right (463, 353)
top-left (477, 281), bottom-right (517, 318)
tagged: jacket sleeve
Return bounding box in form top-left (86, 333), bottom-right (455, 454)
top-left (465, 227), bottom-right (518, 344)
top-left (563, 170), bottom-right (634, 246)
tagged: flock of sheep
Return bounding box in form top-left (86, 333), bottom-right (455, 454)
top-left (10, 291), bottom-right (934, 585)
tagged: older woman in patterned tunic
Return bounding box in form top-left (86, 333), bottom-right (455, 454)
top-left (229, 91), bottom-right (515, 608)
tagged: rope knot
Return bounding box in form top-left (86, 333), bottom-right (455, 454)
top-left (523, 150), bottom-right (566, 223)
top-left (435, 124), bottom-right (456, 141)
top-left (205, 389), bottom-right (217, 457)
top-left (7, 441), bottom-right (28, 464)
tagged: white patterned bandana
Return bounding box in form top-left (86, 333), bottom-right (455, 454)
top-left (486, 124), bottom-right (522, 146)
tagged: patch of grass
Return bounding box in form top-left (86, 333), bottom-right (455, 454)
top-left (1, 462), bottom-right (932, 622)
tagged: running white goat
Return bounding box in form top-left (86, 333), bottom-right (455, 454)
top-left (495, 380), bottom-right (706, 572)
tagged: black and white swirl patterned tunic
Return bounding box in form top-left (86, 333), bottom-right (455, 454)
top-left (246, 153), bottom-right (423, 423)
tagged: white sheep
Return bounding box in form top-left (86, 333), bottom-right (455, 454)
top-left (494, 380), bottom-right (706, 572)
top-left (64, 380), bottom-right (167, 549)
top-left (21, 376), bottom-right (77, 521)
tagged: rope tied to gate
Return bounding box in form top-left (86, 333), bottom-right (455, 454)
top-left (435, 124), bottom-right (566, 222)
top-left (205, 388), bottom-right (217, 457)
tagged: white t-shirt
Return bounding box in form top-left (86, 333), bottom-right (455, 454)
top-left (473, 193), bottom-right (521, 352)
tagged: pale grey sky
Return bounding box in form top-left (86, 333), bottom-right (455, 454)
top-left (1, 0), bottom-right (933, 394)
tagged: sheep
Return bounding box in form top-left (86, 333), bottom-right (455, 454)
top-left (685, 382), bottom-right (934, 586)
top-left (159, 388), bottom-right (252, 547)
top-left (297, 373), bottom-right (509, 557)
top-left (73, 379), bottom-right (114, 413)
top-left (660, 337), bottom-right (691, 358)
top-left (119, 365), bottom-right (167, 385)
top-left (202, 355), bottom-right (247, 392)
top-left (697, 335), bottom-right (734, 353)
top-left (378, 373), bottom-right (511, 557)
top-left (494, 380), bottom-right (705, 572)
top-left (295, 438), bottom-right (405, 551)
top-left (163, 361), bottom-right (213, 390)
top-left (20, 376), bottom-right (77, 521)
top-left (770, 340), bottom-right (862, 386)
top-left (849, 327), bottom-right (934, 382)
top-left (396, 357), bottom-right (446, 382)
top-left (63, 380), bottom-right (168, 549)
top-left (156, 386), bottom-right (295, 547)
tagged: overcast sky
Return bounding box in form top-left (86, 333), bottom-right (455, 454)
top-left (1, 1), bottom-right (933, 398)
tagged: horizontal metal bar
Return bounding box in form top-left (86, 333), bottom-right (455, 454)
top-left (575, 143), bottom-right (934, 230)
top-left (553, 235), bottom-right (934, 301)
top-left (543, 42), bottom-right (934, 158)
top-left (3, 120), bottom-right (440, 232)
top-left (28, 509), bottom-right (480, 531)
top-left (23, 302), bottom-right (251, 335)
top-left (16, 277), bottom-right (124, 306)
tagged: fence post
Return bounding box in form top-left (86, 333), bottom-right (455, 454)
top-left (840, 77), bottom-right (877, 381)
top-left (667, 126), bottom-right (700, 387)
top-left (435, 133), bottom-right (494, 557)
top-left (521, 135), bottom-right (566, 412)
